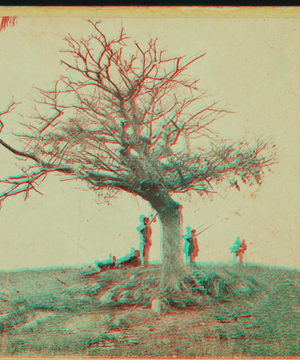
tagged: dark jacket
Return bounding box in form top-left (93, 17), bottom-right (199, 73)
top-left (186, 237), bottom-right (194, 256)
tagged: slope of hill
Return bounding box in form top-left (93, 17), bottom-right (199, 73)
top-left (0, 263), bottom-right (299, 357)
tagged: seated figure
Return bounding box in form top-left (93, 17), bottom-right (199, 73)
top-left (117, 248), bottom-right (141, 269)
top-left (95, 254), bottom-right (116, 272)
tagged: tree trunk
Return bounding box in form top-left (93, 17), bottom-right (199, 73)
top-left (142, 190), bottom-right (182, 292)
top-left (159, 204), bottom-right (182, 291)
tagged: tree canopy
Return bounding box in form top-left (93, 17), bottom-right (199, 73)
top-left (0, 20), bottom-right (275, 206)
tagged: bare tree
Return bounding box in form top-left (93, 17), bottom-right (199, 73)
top-left (0, 20), bottom-right (276, 297)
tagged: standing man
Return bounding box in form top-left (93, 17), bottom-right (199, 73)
top-left (237, 239), bottom-right (247, 264)
top-left (184, 229), bottom-right (199, 263)
top-left (183, 226), bottom-right (192, 261)
top-left (139, 216), bottom-right (152, 266)
top-left (230, 236), bottom-right (242, 262)
top-left (190, 229), bottom-right (199, 263)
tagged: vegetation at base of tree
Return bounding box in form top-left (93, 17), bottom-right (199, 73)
top-left (0, 263), bottom-right (299, 357)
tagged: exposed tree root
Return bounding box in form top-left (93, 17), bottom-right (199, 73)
top-left (150, 278), bottom-right (202, 309)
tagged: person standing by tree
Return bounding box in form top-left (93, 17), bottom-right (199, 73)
top-left (190, 230), bottom-right (199, 263)
top-left (183, 226), bottom-right (192, 261)
top-left (140, 216), bottom-right (152, 266)
top-left (184, 229), bottom-right (199, 264)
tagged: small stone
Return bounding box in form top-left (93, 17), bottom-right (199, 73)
top-left (150, 297), bottom-right (161, 314)
top-left (129, 275), bottom-right (135, 280)
top-left (204, 273), bottom-right (228, 297)
top-left (118, 290), bottom-right (132, 303)
top-left (133, 287), bottom-right (142, 301)
top-left (99, 291), bottom-right (114, 304)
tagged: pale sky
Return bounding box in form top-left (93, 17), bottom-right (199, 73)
top-left (0, 16), bottom-right (299, 270)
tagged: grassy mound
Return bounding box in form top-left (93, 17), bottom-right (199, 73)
top-left (81, 264), bottom-right (259, 309)
top-left (0, 263), bottom-right (299, 356)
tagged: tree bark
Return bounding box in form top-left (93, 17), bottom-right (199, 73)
top-left (159, 208), bottom-right (182, 291)
top-left (141, 189), bottom-right (182, 292)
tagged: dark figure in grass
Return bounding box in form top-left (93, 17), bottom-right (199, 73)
top-left (95, 253), bottom-right (116, 272)
top-left (117, 248), bottom-right (141, 269)
top-left (138, 216), bottom-right (152, 266)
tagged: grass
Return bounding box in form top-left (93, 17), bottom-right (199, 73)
top-left (0, 263), bottom-right (299, 356)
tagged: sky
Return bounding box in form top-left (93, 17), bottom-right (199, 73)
top-left (0, 15), bottom-right (299, 270)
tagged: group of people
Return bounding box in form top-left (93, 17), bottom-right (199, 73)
top-left (95, 215), bottom-right (153, 272)
top-left (95, 215), bottom-right (248, 272)
top-left (183, 230), bottom-right (248, 265)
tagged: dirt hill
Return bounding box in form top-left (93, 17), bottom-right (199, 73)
top-left (0, 263), bottom-right (299, 356)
